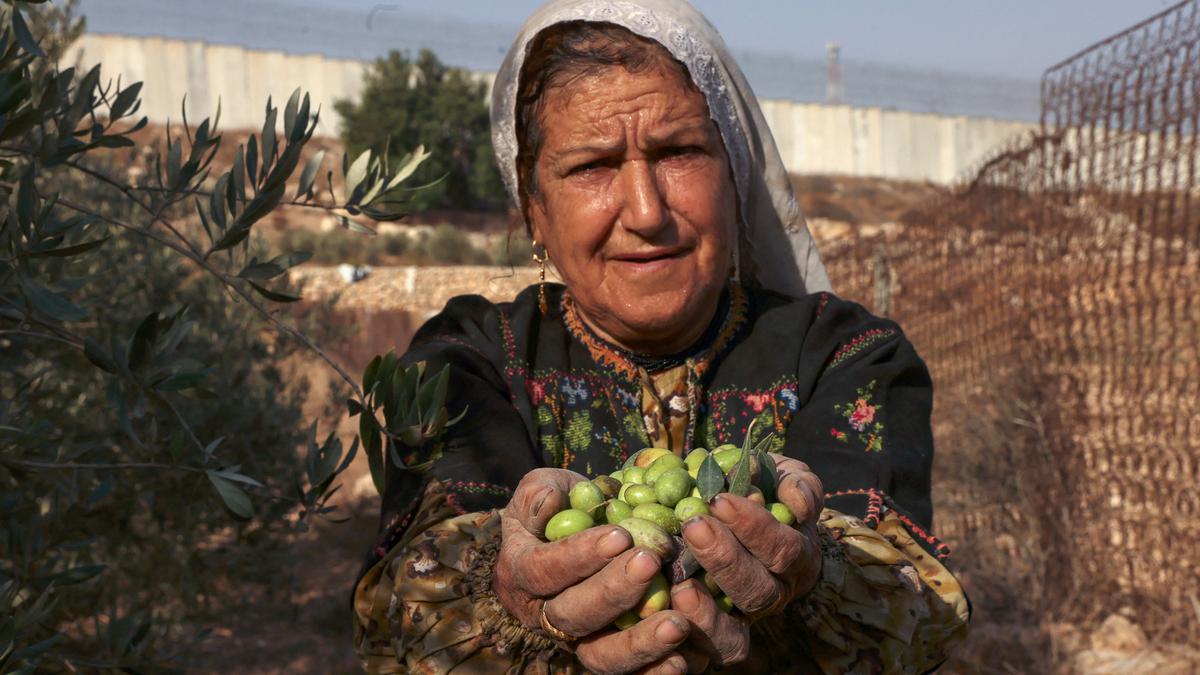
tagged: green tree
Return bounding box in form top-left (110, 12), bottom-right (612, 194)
top-left (336, 49), bottom-right (505, 212)
top-left (0, 2), bottom-right (451, 670)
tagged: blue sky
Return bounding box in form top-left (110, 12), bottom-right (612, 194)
top-left (333, 0), bottom-right (1173, 78)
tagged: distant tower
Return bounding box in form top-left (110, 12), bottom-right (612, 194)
top-left (825, 42), bottom-right (843, 105)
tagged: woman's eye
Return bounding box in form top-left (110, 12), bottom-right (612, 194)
top-left (661, 146), bottom-right (704, 160)
top-left (570, 161), bottom-right (601, 175)
top-left (567, 159), bottom-right (614, 177)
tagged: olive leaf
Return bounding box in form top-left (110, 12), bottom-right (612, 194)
top-left (726, 448), bottom-right (754, 497)
top-left (206, 470), bottom-right (253, 519)
top-left (355, 354), bottom-right (468, 491)
top-left (756, 447), bottom-right (779, 502)
top-left (696, 454), bottom-right (725, 502)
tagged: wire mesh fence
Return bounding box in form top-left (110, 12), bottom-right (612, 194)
top-left (822, 0), bottom-right (1200, 639)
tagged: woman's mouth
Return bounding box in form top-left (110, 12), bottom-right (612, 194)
top-left (611, 247), bottom-right (686, 264)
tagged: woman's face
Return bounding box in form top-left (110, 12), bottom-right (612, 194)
top-left (528, 63), bottom-right (737, 355)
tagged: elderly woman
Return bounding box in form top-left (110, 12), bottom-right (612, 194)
top-left (353, 1), bottom-right (969, 672)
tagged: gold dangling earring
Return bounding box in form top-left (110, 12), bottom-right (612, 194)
top-left (531, 240), bottom-right (549, 315)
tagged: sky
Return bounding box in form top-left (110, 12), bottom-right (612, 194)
top-left (330, 0), bottom-right (1176, 79)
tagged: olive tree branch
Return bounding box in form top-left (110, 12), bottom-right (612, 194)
top-left (70, 176), bottom-right (376, 218)
top-left (50, 195), bottom-right (364, 399)
top-left (2, 458), bottom-right (304, 507)
top-left (0, 328), bottom-right (84, 348)
top-left (3, 458), bottom-right (205, 472)
top-left (0, 298), bottom-right (90, 348)
top-left (61, 158), bottom-right (201, 256)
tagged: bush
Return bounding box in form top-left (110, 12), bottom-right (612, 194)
top-left (335, 49), bottom-right (506, 213)
top-left (414, 224), bottom-right (491, 265)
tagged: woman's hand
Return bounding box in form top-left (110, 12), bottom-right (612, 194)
top-left (495, 468), bottom-right (694, 674)
top-left (674, 455), bottom-right (825, 668)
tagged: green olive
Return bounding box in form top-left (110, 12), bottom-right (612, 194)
top-left (623, 466), bottom-right (647, 485)
top-left (715, 594), bottom-right (735, 614)
top-left (684, 448), bottom-right (709, 472)
top-left (614, 610), bottom-right (639, 630)
top-left (644, 454), bottom-right (686, 485)
top-left (768, 502), bottom-right (796, 525)
top-left (618, 517), bottom-right (674, 558)
top-left (703, 571), bottom-right (722, 595)
top-left (569, 481), bottom-right (605, 513)
top-left (624, 484), bottom-right (658, 507)
top-left (634, 447), bottom-right (672, 468)
top-left (605, 499), bottom-right (634, 524)
top-left (713, 446), bottom-right (742, 472)
top-left (637, 573), bottom-right (671, 618)
top-left (632, 503), bottom-right (681, 535)
top-left (653, 468), bottom-right (694, 508)
top-left (690, 485), bottom-right (701, 498)
top-left (609, 469), bottom-right (625, 483)
top-left (545, 509), bottom-right (594, 541)
top-left (674, 496), bottom-right (710, 521)
top-left (746, 485), bottom-right (766, 506)
top-left (592, 475), bottom-right (622, 499)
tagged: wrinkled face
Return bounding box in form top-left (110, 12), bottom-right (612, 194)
top-left (528, 64), bottom-right (737, 355)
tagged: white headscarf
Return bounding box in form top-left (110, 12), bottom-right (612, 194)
top-left (491, 0), bottom-right (831, 298)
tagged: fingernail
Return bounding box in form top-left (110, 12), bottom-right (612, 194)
top-left (664, 655), bottom-right (687, 675)
top-left (596, 528), bottom-right (632, 557)
top-left (627, 550), bottom-right (659, 582)
top-left (670, 582), bottom-right (700, 613)
top-left (683, 517), bottom-right (715, 547)
top-left (709, 494), bottom-right (736, 520)
top-left (654, 616), bottom-right (688, 643)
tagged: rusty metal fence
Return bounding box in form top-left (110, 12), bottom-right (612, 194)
top-left (822, 0), bottom-right (1200, 638)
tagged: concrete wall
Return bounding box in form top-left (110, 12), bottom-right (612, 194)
top-left (760, 100), bottom-right (1035, 183)
top-left (68, 33), bottom-right (1035, 184)
top-left (69, 33), bottom-right (368, 138)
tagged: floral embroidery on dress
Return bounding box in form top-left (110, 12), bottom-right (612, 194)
top-left (833, 380), bottom-right (884, 453)
top-left (827, 327), bottom-right (897, 371)
top-left (699, 378), bottom-right (800, 451)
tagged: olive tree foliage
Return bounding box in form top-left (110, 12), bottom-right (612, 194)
top-left (336, 49), bottom-right (506, 212)
top-left (0, 1), bottom-right (442, 670)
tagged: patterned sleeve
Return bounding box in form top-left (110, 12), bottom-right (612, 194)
top-left (352, 480), bottom-right (577, 674)
top-left (748, 509), bottom-right (970, 674)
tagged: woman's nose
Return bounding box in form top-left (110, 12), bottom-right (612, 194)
top-left (617, 160), bottom-right (668, 235)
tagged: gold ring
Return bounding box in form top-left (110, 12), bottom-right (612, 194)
top-left (539, 601), bottom-right (575, 642)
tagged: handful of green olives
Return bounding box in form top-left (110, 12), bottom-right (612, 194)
top-left (542, 434), bottom-right (796, 629)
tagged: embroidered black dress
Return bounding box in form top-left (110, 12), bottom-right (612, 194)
top-left (353, 283), bottom-right (969, 673)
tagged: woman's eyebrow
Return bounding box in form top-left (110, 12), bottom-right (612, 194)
top-left (644, 124), bottom-right (711, 147)
top-left (552, 140), bottom-right (625, 159)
